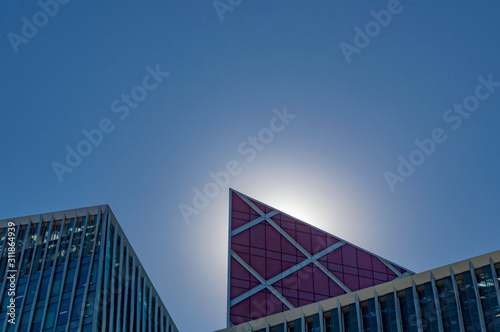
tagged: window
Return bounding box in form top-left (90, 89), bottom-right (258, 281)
top-left (475, 266), bottom-right (500, 331)
top-left (343, 303), bottom-right (360, 332)
top-left (70, 294), bottom-right (84, 322)
top-left (63, 267), bottom-right (76, 293)
top-left (456, 272), bottom-right (482, 332)
top-left (418, 283), bottom-right (439, 331)
top-left (325, 308), bottom-right (341, 332)
top-left (25, 279), bottom-right (38, 304)
top-left (51, 271), bottom-right (63, 296)
top-left (76, 262), bottom-right (90, 289)
top-left (306, 313), bottom-right (321, 332)
top-left (57, 299), bottom-right (71, 326)
top-left (436, 276), bottom-right (461, 332)
top-left (84, 290), bottom-right (95, 318)
top-left (399, 288), bottom-right (418, 332)
top-left (31, 307), bottom-right (43, 331)
top-left (361, 299), bottom-right (377, 332)
top-left (380, 293), bottom-right (398, 332)
top-left (44, 303), bottom-right (58, 329)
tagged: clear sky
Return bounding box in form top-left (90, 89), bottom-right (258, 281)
top-left (1, 1), bottom-right (500, 331)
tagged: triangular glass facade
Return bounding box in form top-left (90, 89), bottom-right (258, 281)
top-left (227, 190), bottom-right (413, 326)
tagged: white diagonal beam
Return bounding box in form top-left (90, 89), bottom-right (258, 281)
top-left (264, 241), bottom-right (346, 287)
top-left (230, 242), bottom-right (349, 306)
top-left (231, 251), bottom-right (295, 310)
top-left (232, 250), bottom-right (267, 284)
top-left (265, 216), bottom-right (351, 292)
top-left (231, 256), bottom-right (313, 307)
top-left (380, 258), bottom-right (403, 277)
top-left (236, 192), bottom-right (266, 216)
top-left (231, 211), bottom-right (279, 236)
top-left (231, 284), bottom-right (267, 307)
top-left (312, 260), bottom-right (351, 293)
top-left (232, 191), bottom-right (352, 304)
top-left (266, 285), bottom-right (295, 310)
top-left (311, 241), bottom-right (345, 260)
top-left (265, 216), bottom-right (313, 260)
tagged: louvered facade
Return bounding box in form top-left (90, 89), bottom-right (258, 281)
top-left (0, 205), bottom-right (178, 332)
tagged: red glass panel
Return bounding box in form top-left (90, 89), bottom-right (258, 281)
top-left (232, 230), bottom-right (250, 246)
top-left (342, 245), bottom-right (358, 267)
top-left (357, 250), bottom-right (373, 270)
top-left (296, 231), bottom-right (312, 253)
top-left (248, 199), bottom-right (269, 215)
top-left (228, 191), bottom-right (412, 326)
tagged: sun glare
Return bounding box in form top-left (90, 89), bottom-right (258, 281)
top-left (236, 163), bottom-right (363, 239)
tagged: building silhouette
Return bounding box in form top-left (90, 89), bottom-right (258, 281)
top-left (0, 205), bottom-right (178, 332)
top-left (1, 191), bottom-right (499, 332)
top-left (220, 190), bottom-right (500, 332)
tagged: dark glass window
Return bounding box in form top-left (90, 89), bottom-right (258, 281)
top-left (418, 282), bottom-right (439, 331)
top-left (45, 241), bottom-right (57, 268)
top-left (361, 298), bottom-right (377, 332)
top-left (64, 267), bottom-right (76, 293)
top-left (399, 288), bottom-right (418, 332)
top-left (151, 296), bottom-right (156, 332)
top-left (137, 268), bottom-right (142, 330)
top-left (31, 307), bottom-right (43, 331)
top-left (32, 244), bottom-right (44, 272)
top-left (307, 313), bottom-right (321, 332)
top-left (50, 220), bottom-right (62, 241)
top-left (57, 299), bottom-right (71, 326)
top-left (58, 237), bottom-right (69, 265)
top-left (20, 247), bottom-right (33, 277)
top-left (456, 271), bottom-right (482, 332)
top-left (290, 318), bottom-right (302, 332)
top-left (14, 282), bottom-right (27, 306)
top-left (380, 293), bottom-right (398, 332)
top-left (19, 309), bottom-right (31, 332)
top-left (343, 303), bottom-right (359, 332)
top-left (325, 308), bottom-right (341, 332)
top-left (82, 226), bottom-right (93, 257)
top-left (43, 302), bottom-right (57, 329)
top-left (70, 294), bottom-right (84, 322)
top-left (25, 278), bottom-right (38, 304)
top-left (436, 276), bottom-right (461, 332)
top-left (76, 262), bottom-right (90, 289)
top-left (84, 290), bottom-right (95, 318)
top-left (51, 271), bottom-right (63, 296)
top-left (144, 285), bottom-right (149, 331)
top-left (475, 266), bottom-right (500, 332)
top-left (69, 228), bottom-right (82, 261)
top-left (90, 259), bottom-right (99, 285)
top-left (94, 219), bottom-right (103, 254)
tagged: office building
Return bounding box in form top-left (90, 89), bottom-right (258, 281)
top-left (0, 205), bottom-right (178, 332)
top-left (219, 249), bottom-right (500, 332)
top-left (220, 190), bottom-right (500, 332)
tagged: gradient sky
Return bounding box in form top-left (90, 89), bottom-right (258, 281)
top-left (1, 1), bottom-right (500, 331)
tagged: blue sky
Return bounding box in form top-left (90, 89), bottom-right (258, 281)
top-left (1, 1), bottom-right (500, 330)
